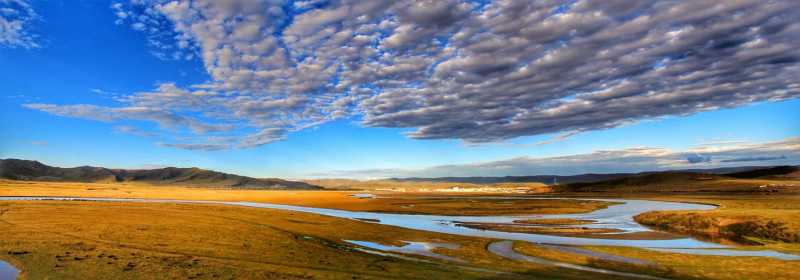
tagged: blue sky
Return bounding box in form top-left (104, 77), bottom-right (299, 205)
top-left (1, 1), bottom-right (798, 179)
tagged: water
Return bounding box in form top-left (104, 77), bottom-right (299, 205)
top-left (1, 196), bottom-right (797, 260)
top-left (228, 198), bottom-right (726, 248)
top-left (350, 193), bottom-right (375, 199)
top-left (344, 240), bottom-right (463, 262)
top-left (0, 261), bottom-right (19, 280)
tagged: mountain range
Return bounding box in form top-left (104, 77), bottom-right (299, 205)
top-left (3, 158), bottom-right (797, 191)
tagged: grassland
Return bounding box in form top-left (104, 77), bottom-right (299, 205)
top-left (0, 199), bottom-right (640, 280)
top-left (507, 194), bottom-right (800, 280)
top-left (513, 218), bottom-right (595, 225)
top-left (0, 180), bottom-right (607, 216)
top-left (582, 245), bottom-right (800, 280)
top-left (633, 195), bottom-right (800, 250)
top-left (2, 179), bottom-right (800, 279)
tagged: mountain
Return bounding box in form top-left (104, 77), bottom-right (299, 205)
top-left (0, 159), bottom-right (321, 190)
top-left (388, 166), bottom-right (796, 185)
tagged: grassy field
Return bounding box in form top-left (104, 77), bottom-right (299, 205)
top-left (0, 199), bottom-right (637, 280)
top-left (633, 195), bottom-right (800, 251)
top-left (2, 180), bottom-right (800, 279)
top-left (0, 180), bottom-right (608, 216)
top-left (509, 194), bottom-right (800, 280)
top-left (583, 245), bottom-right (800, 280)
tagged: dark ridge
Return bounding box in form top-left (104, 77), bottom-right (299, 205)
top-left (0, 158), bottom-right (321, 190)
top-left (726, 166), bottom-right (800, 179)
top-left (556, 165), bottom-right (800, 193)
top-left (388, 166), bottom-right (788, 185)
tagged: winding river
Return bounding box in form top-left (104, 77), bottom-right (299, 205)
top-left (1, 196), bottom-right (798, 262)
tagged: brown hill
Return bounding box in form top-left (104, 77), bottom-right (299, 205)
top-left (0, 159), bottom-right (321, 190)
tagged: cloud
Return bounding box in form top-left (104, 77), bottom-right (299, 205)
top-left (27, 1), bottom-right (800, 149)
top-left (30, 140), bottom-right (47, 146)
top-left (24, 103), bottom-right (233, 134)
top-left (157, 142), bottom-right (229, 151)
top-left (533, 131), bottom-right (579, 146)
top-left (238, 128), bottom-right (286, 148)
top-left (113, 125), bottom-right (157, 138)
top-left (686, 154), bottom-right (711, 164)
top-left (0, 0), bottom-right (39, 48)
top-left (313, 137), bottom-right (800, 179)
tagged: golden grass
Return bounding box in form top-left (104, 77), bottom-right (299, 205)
top-left (515, 239), bottom-right (800, 280)
top-left (584, 246), bottom-right (800, 280)
top-left (0, 180), bottom-right (607, 216)
top-left (512, 242), bottom-right (681, 279)
top-left (513, 218), bottom-right (594, 225)
top-left (0, 200), bottom-right (636, 280)
top-left (632, 195), bottom-right (800, 250)
top-left (3, 180), bottom-right (800, 279)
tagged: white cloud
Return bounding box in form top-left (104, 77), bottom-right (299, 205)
top-left (0, 0), bottom-right (39, 48)
top-left (114, 125), bottom-right (157, 138)
top-left (30, 140), bottom-right (47, 146)
top-left (25, 0), bottom-right (800, 150)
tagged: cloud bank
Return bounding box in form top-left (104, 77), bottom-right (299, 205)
top-left (312, 137), bottom-right (800, 179)
top-left (24, 0), bottom-right (800, 149)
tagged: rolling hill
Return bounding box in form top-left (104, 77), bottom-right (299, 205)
top-left (555, 166), bottom-right (800, 193)
top-left (0, 159), bottom-right (321, 190)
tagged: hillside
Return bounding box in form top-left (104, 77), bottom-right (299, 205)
top-left (555, 166), bottom-right (800, 193)
top-left (0, 159), bottom-right (321, 190)
top-left (726, 166), bottom-right (800, 179)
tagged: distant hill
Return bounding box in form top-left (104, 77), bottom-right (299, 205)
top-left (555, 166), bottom-right (800, 193)
top-left (726, 166), bottom-right (800, 179)
top-left (388, 166), bottom-right (795, 185)
top-left (0, 159), bottom-right (321, 190)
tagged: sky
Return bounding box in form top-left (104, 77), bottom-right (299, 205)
top-left (1, 0), bottom-right (798, 179)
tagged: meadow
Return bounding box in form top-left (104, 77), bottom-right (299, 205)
top-left (1, 180), bottom-right (799, 279)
